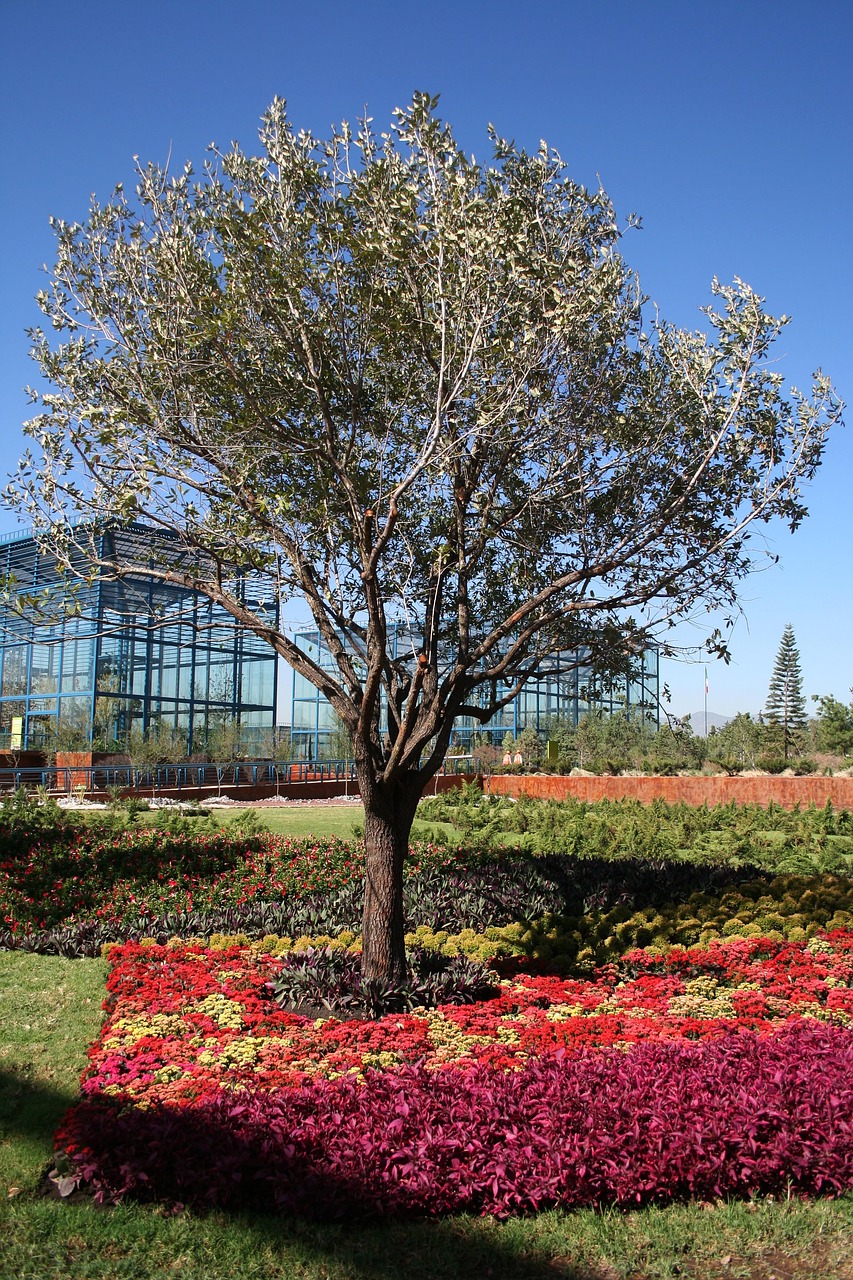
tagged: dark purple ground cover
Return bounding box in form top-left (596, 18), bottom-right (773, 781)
top-left (57, 1021), bottom-right (853, 1218)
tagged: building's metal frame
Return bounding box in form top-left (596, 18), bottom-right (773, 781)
top-left (289, 626), bottom-right (660, 760)
top-left (0, 525), bottom-right (278, 753)
top-left (1, 524), bottom-right (660, 760)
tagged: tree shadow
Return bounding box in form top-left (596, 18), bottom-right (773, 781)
top-left (45, 1090), bottom-right (611, 1279)
top-left (221, 1209), bottom-right (602, 1279)
top-left (0, 1065), bottom-right (77, 1144)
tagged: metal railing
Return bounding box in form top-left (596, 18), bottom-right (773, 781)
top-left (0, 753), bottom-right (478, 795)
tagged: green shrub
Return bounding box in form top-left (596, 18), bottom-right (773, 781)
top-left (417, 793), bottom-right (853, 877)
top-left (756, 755), bottom-right (788, 774)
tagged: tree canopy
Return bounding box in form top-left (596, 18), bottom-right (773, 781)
top-left (812, 693), bottom-right (853, 758)
top-left (6, 94), bottom-right (843, 979)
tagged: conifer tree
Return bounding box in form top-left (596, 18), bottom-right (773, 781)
top-left (765, 624), bottom-right (807, 759)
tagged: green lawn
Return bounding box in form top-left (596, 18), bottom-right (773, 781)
top-left (118, 803), bottom-right (460, 844)
top-left (2, 951), bottom-right (852, 1279)
top-left (215, 805), bottom-right (365, 840)
top-left (0, 951), bottom-right (107, 1192)
top-left (77, 802), bottom-right (365, 841)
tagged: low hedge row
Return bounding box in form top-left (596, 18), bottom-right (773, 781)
top-left (417, 790), bottom-right (853, 873)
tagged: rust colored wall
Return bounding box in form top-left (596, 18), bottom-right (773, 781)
top-left (55, 751), bottom-right (95, 792)
top-left (130, 781), bottom-right (355, 802)
top-left (0, 752), bottom-right (46, 769)
top-left (484, 773), bottom-right (853, 810)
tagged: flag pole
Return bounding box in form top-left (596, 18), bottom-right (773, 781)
top-left (704, 667), bottom-right (708, 738)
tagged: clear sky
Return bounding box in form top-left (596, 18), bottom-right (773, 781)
top-left (0, 0), bottom-right (850, 722)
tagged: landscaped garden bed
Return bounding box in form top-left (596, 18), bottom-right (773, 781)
top-left (4, 790), bottom-right (853, 962)
top-left (54, 930), bottom-right (853, 1214)
top-left (2, 790), bottom-right (853, 1227)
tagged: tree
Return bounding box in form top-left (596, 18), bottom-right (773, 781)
top-left (515, 726), bottom-right (544, 767)
top-left (812, 692), bottom-right (853, 758)
top-left (124, 721), bottom-right (188, 768)
top-left (6, 95), bottom-right (842, 983)
top-left (765, 625), bottom-right (807, 760)
top-left (43, 702), bottom-right (98, 757)
top-left (707, 711), bottom-right (763, 771)
top-left (544, 714), bottom-right (576, 767)
top-left (321, 714), bottom-right (354, 762)
top-left (202, 718), bottom-right (247, 763)
top-left (646, 718), bottom-right (705, 773)
top-left (566, 708), bottom-right (649, 773)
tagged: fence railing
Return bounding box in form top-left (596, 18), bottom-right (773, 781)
top-left (0, 754), bottom-right (478, 795)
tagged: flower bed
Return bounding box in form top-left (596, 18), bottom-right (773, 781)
top-left (55, 930), bottom-right (853, 1214)
top-left (58, 1024), bottom-right (853, 1217)
top-left (0, 830), bottom-right (363, 934)
top-left (5, 810), bottom-right (853, 966)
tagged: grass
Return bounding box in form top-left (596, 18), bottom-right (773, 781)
top-left (0, 952), bottom-right (107, 1192)
top-left (215, 806), bottom-right (462, 845)
top-left (79, 802), bottom-right (461, 844)
top-left (3, 1196), bottom-right (852, 1280)
top-left (2, 952), bottom-right (852, 1279)
top-left (214, 805), bottom-right (364, 841)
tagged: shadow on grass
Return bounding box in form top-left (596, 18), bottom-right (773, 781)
top-left (6, 1198), bottom-right (604, 1280)
top-left (0, 1065), bottom-right (602, 1280)
top-left (215, 1210), bottom-right (600, 1279)
top-left (46, 1085), bottom-right (623, 1280)
top-left (0, 1066), bottom-right (76, 1144)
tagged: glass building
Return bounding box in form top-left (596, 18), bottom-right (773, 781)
top-left (290, 626), bottom-right (659, 760)
top-left (1, 523), bottom-right (658, 759)
top-left (0, 525), bottom-right (278, 752)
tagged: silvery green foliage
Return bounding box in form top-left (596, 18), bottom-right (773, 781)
top-left (6, 96), bottom-right (842, 789)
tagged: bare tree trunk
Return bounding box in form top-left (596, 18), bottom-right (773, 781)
top-left (358, 768), bottom-right (422, 985)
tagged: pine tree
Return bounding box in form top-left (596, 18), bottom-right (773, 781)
top-left (765, 625), bottom-right (807, 760)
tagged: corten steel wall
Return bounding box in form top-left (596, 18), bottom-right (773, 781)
top-left (55, 751), bottom-right (95, 792)
top-left (485, 774), bottom-right (853, 810)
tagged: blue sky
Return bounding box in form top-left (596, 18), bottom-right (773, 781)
top-left (0, 0), bottom-right (850, 721)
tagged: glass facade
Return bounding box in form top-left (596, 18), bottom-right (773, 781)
top-left (289, 626), bottom-right (659, 760)
top-left (0, 525), bottom-right (278, 752)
